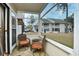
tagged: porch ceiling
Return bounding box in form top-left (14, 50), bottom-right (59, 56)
top-left (10, 3), bottom-right (46, 13)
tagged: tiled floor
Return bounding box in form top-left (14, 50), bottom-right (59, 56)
top-left (11, 47), bottom-right (47, 56)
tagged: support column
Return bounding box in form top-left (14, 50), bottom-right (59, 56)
top-left (53, 23), bottom-right (55, 32)
top-left (38, 19), bottom-right (42, 34)
top-left (49, 24), bottom-right (52, 32)
top-left (74, 4), bottom-right (79, 55)
top-left (60, 24), bottom-right (65, 33)
top-left (38, 14), bottom-right (42, 35)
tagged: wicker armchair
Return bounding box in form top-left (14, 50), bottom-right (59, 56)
top-left (18, 34), bottom-right (30, 49)
top-left (31, 35), bottom-right (46, 55)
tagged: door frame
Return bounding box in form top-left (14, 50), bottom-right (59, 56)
top-left (0, 3), bottom-right (5, 55)
top-left (0, 3), bottom-right (10, 55)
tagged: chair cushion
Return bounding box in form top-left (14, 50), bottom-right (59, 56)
top-left (32, 42), bottom-right (42, 49)
top-left (19, 39), bottom-right (29, 45)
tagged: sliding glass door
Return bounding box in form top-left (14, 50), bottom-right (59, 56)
top-left (0, 4), bottom-right (5, 56)
top-left (12, 16), bottom-right (16, 46)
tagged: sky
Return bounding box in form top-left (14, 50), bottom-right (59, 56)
top-left (41, 3), bottom-right (77, 19)
top-left (24, 3), bottom-right (77, 26)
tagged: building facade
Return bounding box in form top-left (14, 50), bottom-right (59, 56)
top-left (37, 19), bottom-right (72, 33)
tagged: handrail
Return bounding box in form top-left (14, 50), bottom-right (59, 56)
top-left (40, 35), bottom-right (73, 55)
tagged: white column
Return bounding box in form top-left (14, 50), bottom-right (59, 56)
top-left (49, 24), bottom-right (52, 32)
top-left (60, 24), bottom-right (65, 33)
top-left (38, 20), bottom-right (42, 34)
top-left (74, 4), bottom-right (79, 55)
top-left (9, 10), bottom-right (12, 54)
top-left (38, 14), bottom-right (42, 35)
top-left (54, 23), bottom-right (55, 32)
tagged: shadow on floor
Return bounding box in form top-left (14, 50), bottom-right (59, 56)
top-left (10, 47), bottom-right (47, 56)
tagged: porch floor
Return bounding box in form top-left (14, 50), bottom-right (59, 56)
top-left (10, 47), bottom-right (47, 56)
top-left (10, 32), bottom-right (71, 56)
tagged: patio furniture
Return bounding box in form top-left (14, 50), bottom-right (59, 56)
top-left (31, 35), bottom-right (46, 55)
top-left (18, 34), bottom-right (30, 50)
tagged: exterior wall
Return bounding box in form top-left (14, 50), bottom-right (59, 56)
top-left (38, 20), bottom-right (72, 33)
top-left (54, 24), bottom-right (60, 28)
top-left (49, 24), bottom-right (52, 32)
top-left (43, 26), bottom-right (49, 33)
top-left (41, 23), bottom-right (66, 33)
top-left (60, 24), bottom-right (65, 32)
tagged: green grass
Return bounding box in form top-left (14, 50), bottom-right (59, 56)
top-left (26, 32), bottom-right (39, 35)
top-left (42, 32), bottom-right (73, 48)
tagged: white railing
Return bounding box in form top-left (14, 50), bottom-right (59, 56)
top-left (26, 34), bottom-right (73, 55)
top-left (40, 35), bottom-right (73, 55)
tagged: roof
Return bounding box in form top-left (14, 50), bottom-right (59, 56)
top-left (41, 18), bottom-right (70, 24)
top-left (42, 19), bottom-right (53, 23)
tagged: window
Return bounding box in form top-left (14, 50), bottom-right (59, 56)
top-left (52, 28), bottom-right (54, 31)
top-left (43, 23), bottom-right (49, 26)
top-left (52, 23), bottom-right (54, 25)
top-left (12, 16), bottom-right (16, 45)
top-left (55, 28), bottom-right (60, 32)
top-left (55, 23), bottom-right (59, 26)
top-left (44, 28), bottom-right (49, 33)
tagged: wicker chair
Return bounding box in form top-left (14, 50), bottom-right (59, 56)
top-left (18, 34), bottom-right (30, 50)
top-left (31, 35), bottom-right (46, 55)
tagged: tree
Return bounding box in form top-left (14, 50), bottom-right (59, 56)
top-left (64, 14), bottom-right (74, 31)
top-left (56, 3), bottom-right (69, 32)
top-left (30, 15), bottom-right (35, 24)
top-left (65, 14), bottom-right (74, 24)
top-left (56, 3), bottom-right (68, 20)
top-left (27, 24), bottom-right (33, 31)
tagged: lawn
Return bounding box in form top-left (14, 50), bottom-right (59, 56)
top-left (42, 32), bottom-right (73, 48)
top-left (26, 32), bottom-right (39, 35)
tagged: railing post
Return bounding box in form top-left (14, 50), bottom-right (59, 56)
top-left (74, 4), bottom-right (79, 55)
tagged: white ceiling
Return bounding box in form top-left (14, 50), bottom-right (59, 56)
top-left (10, 3), bottom-right (46, 13)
